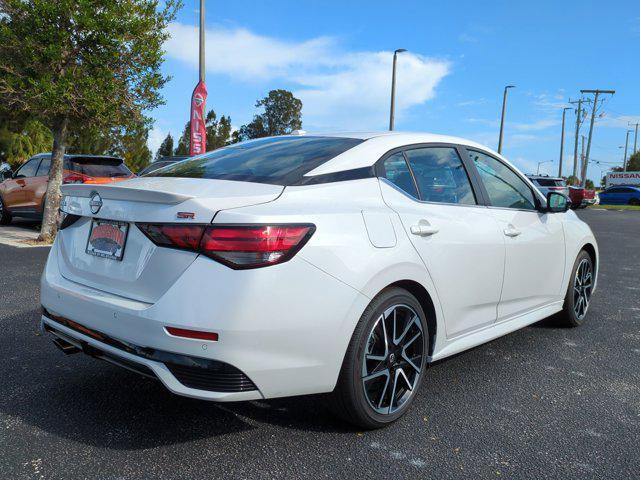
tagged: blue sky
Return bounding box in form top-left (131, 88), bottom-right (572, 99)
top-left (151, 0), bottom-right (640, 182)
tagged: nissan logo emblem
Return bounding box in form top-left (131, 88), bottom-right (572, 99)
top-left (89, 191), bottom-right (103, 215)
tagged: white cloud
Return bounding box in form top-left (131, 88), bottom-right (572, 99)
top-left (596, 113), bottom-right (640, 129)
top-left (513, 118), bottom-right (559, 131)
top-left (457, 98), bottom-right (487, 107)
top-left (165, 23), bottom-right (450, 130)
top-left (147, 126), bottom-right (166, 157)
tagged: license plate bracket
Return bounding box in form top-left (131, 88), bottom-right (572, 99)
top-left (85, 219), bottom-right (129, 261)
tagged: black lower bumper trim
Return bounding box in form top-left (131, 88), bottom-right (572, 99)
top-left (42, 308), bottom-right (257, 393)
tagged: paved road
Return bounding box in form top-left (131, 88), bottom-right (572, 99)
top-left (1, 210), bottom-right (638, 479)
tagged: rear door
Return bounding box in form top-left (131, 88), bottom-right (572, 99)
top-left (467, 149), bottom-right (565, 320)
top-left (379, 145), bottom-right (505, 338)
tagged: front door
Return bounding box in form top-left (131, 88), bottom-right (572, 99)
top-left (2, 157), bottom-right (41, 210)
top-left (379, 146), bottom-right (505, 338)
top-left (468, 150), bottom-right (565, 320)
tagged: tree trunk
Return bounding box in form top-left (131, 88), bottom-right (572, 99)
top-left (38, 117), bottom-right (69, 242)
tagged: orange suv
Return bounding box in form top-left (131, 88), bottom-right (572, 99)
top-left (0, 154), bottom-right (135, 224)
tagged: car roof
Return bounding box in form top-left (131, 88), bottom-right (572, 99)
top-left (32, 153), bottom-right (123, 161)
top-left (526, 175), bottom-right (563, 180)
top-left (295, 131), bottom-right (510, 176)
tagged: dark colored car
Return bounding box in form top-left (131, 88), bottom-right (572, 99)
top-left (598, 185), bottom-right (640, 206)
top-left (0, 154), bottom-right (134, 224)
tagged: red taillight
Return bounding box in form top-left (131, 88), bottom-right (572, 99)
top-left (137, 224), bottom-right (205, 250)
top-left (137, 223), bottom-right (315, 269)
top-left (63, 173), bottom-right (87, 184)
top-left (165, 326), bottom-right (219, 342)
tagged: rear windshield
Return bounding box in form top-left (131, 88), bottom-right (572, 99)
top-left (150, 136), bottom-right (364, 185)
top-left (535, 178), bottom-right (565, 187)
top-left (64, 157), bottom-right (131, 177)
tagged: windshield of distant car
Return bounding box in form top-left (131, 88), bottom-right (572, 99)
top-left (149, 136), bottom-right (364, 185)
top-left (64, 157), bottom-right (131, 177)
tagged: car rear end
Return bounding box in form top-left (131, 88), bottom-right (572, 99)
top-left (40, 136), bottom-right (372, 401)
top-left (63, 156), bottom-right (135, 184)
top-left (528, 176), bottom-right (569, 197)
top-left (568, 186), bottom-right (596, 209)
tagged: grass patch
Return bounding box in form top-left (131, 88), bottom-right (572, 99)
top-left (591, 204), bottom-right (640, 211)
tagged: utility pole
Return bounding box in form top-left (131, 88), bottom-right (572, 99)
top-left (579, 135), bottom-right (586, 185)
top-left (580, 89), bottom-right (615, 187)
top-left (623, 129), bottom-right (633, 171)
top-left (389, 48), bottom-right (407, 131)
top-left (558, 106), bottom-right (572, 177)
top-left (497, 85), bottom-right (515, 154)
top-left (569, 98), bottom-right (585, 178)
top-left (629, 121), bottom-right (639, 155)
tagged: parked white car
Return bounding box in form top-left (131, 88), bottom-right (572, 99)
top-left (40, 132), bottom-right (598, 428)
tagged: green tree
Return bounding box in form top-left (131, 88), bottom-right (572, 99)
top-left (565, 175), bottom-right (580, 186)
top-left (236, 90), bottom-right (302, 141)
top-left (0, 0), bottom-right (180, 241)
top-left (0, 119), bottom-right (53, 168)
top-left (112, 124), bottom-right (152, 173)
top-left (174, 122), bottom-right (190, 156)
top-left (614, 151), bottom-right (640, 172)
top-left (174, 110), bottom-right (233, 155)
top-left (156, 133), bottom-right (174, 160)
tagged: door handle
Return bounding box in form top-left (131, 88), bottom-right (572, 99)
top-left (410, 221), bottom-right (439, 236)
top-left (503, 225), bottom-right (522, 237)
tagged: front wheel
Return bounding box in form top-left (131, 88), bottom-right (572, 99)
top-left (329, 287), bottom-right (429, 429)
top-left (557, 250), bottom-right (594, 327)
top-left (0, 196), bottom-right (11, 225)
top-left (629, 198), bottom-right (640, 206)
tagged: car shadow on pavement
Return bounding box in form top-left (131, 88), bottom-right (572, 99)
top-left (0, 311), bottom-right (354, 451)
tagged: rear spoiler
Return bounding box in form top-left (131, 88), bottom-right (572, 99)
top-left (60, 183), bottom-right (193, 205)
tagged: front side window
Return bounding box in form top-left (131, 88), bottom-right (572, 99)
top-left (382, 152), bottom-right (419, 198)
top-left (151, 136), bottom-right (364, 185)
top-left (470, 150), bottom-right (537, 210)
top-left (404, 147), bottom-right (476, 205)
top-left (15, 158), bottom-right (41, 178)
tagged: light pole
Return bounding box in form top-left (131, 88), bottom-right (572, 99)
top-left (497, 85), bottom-right (515, 154)
top-left (558, 106), bottom-right (572, 177)
top-left (389, 48), bottom-right (407, 131)
top-left (623, 129), bottom-right (633, 171)
top-left (537, 160), bottom-right (553, 175)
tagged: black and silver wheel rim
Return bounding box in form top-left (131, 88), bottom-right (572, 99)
top-left (361, 304), bottom-right (424, 415)
top-left (573, 258), bottom-right (593, 320)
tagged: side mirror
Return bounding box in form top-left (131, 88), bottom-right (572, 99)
top-left (546, 191), bottom-right (570, 213)
top-left (1, 169), bottom-right (13, 180)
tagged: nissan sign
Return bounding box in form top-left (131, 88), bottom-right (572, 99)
top-left (606, 171), bottom-right (640, 188)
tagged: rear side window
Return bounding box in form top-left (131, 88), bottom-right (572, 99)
top-left (382, 153), bottom-right (419, 198)
top-left (150, 136), bottom-right (364, 185)
top-left (404, 147), bottom-right (476, 205)
top-left (470, 150), bottom-right (536, 210)
top-left (64, 157), bottom-right (131, 177)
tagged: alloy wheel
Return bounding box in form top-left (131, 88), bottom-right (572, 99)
top-left (573, 258), bottom-right (593, 320)
top-left (361, 304), bottom-right (424, 415)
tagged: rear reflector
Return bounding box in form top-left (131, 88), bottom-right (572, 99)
top-left (137, 223), bottom-right (315, 269)
top-left (165, 327), bottom-right (219, 342)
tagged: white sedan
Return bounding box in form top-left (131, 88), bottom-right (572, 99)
top-left (41, 132), bottom-right (598, 428)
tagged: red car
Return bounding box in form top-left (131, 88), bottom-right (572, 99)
top-left (568, 186), bottom-right (597, 209)
top-left (0, 154), bottom-right (134, 224)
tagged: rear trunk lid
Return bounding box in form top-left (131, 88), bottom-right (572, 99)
top-left (56, 177), bottom-right (283, 303)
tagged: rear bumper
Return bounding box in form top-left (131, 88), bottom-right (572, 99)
top-left (40, 236), bottom-right (370, 401)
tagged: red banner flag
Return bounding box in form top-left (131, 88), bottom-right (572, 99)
top-left (189, 81), bottom-right (207, 156)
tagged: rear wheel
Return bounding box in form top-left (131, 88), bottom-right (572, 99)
top-left (329, 287), bottom-right (429, 429)
top-left (557, 250), bottom-right (594, 327)
top-left (629, 198), bottom-right (640, 206)
top-left (0, 196), bottom-right (11, 225)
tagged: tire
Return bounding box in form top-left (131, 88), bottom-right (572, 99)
top-left (329, 287), bottom-right (429, 429)
top-left (629, 198), bottom-right (640, 206)
top-left (0, 195), bottom-right (11, 225)
top-left (557, 250), bottom-right (594, 327)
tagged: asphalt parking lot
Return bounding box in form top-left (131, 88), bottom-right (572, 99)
top-left (0, 209), bottom-right (638, 479)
